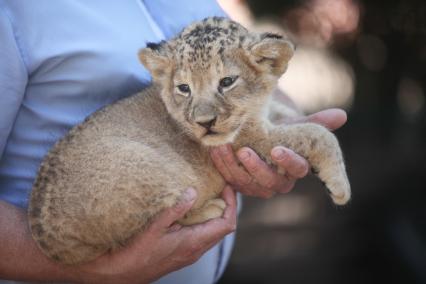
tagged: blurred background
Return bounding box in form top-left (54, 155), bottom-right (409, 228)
top-left (216, 0), bottom-right (426, 283)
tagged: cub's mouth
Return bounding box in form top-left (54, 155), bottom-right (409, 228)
top-left (199, 124), bottom-right (242, 146)
top-left (200, 132), bottom-right (230, 146)
top-left (205, 129), bottom-right (218, 136)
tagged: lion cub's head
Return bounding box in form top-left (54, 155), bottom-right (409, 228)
top-left (139, 17), bottom-right (293, 146)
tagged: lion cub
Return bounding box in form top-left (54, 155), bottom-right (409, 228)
top-left (28, 17), bottom-right (350, 265)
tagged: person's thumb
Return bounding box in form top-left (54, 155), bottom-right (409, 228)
top-left (288, 108), bottom-right (347, 131)
top-left (148, 187), bottom-right (197, 233)
top-left (305, 108), bottom-right (347, 130)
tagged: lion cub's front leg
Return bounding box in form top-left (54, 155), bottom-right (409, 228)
top-left (245, 122), bottom-right (351, 205)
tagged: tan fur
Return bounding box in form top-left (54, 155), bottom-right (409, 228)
top-left (28, 17), bottom-right (350, 265)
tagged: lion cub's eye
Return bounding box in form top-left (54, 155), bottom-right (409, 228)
top-left (219, 76), bottom-right (238, 89)
top-left (177, 84), bottom-right (191, 97)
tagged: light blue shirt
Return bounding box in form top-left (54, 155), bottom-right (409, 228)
top-left (0, 1), bottom-right (234, 283)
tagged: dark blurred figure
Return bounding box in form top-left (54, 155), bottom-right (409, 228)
top-left (218, 0), bottom-right (426, 283)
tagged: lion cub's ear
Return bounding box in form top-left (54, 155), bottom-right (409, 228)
top-left (249, 33), bottom-right (294, 76)
top-left (139, 41), bottom-right (172, 80)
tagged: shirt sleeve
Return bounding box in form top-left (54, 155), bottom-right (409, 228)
top-left (0, 6), bottom-right (28, 158)
top-left (144, 0), bottom-right (228, 39)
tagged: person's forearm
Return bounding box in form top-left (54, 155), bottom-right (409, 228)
top-left (0, 200), bottom-right (79, 282)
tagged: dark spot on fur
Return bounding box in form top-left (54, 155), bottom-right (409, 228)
top-left (146, 41), bottom-right (166, 51)
top-left (33, 178), bottom-right (41, 188)
top-left (32, 223), bottom-right (45, 237)
top-left (38, 240), bottom-right (49, 250)
top-left (30, 190), bottom-right (44, 210)
top-left (211, 16), bottom-right (224, 23)
top-left (47, 205), bottom-right (59, 218)
top-left (30, 206), bottom-right (42, 218)
top-left (46, 169), bottom-right (57, 180)
top-left (41, 176), bottom-right (49, 184)
top-left (310, 138), bottom-right (318, 150)
top-left (262, 32), bottom-right (283, 39)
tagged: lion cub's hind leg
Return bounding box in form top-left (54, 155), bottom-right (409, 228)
top-left (178, 198), bottom-right (226, 225)
top-left (30, 138), bottom-right (198, 264)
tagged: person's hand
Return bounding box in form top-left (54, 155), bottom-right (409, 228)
top-left (210, 108), bottom-right (347, 199)
top-left (284, 0), bottom-right (360, 46)
top-left (71, 186), bottom-right (237, 284)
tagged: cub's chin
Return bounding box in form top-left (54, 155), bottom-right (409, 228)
top-left (200, 130), bottom-right (239, 147)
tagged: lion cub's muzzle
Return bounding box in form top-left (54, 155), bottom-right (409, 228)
top-left (193, 103), bottom-right (219, 134)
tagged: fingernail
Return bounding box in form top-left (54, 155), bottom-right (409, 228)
top-left (183, 188), bottom-right (197, 202)
top-left (272, 148), bottom-right (286, 160)
top-left (220, 145), bottom-right (228, 154)
top-left (238, 150), bottom-right (250, 161)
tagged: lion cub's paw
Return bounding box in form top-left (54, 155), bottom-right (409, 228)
top-left (325, 174), bottom-right (351, 206)
top-left (178, 198), bottom-right (226, 225)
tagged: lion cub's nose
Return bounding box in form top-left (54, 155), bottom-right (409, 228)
top-left (193, 104), bottom-right (217, 130)
top-left (196, 116), bottom-right (217, 130)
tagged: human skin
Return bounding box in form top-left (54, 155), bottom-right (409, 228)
top-left (0, 108), bottom-right (346, 283)
top-left (0, 186), bottom-right (237, 284)
top-left (211, 108), bottom-right (347, 198)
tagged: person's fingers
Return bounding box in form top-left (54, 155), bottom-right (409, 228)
top-left (210, 147), bottom-right (234, 182)
top-left (211, 145), bottom-right (266, 197)
top-left (271, 147), bottom-right (309, 179)
top-left (212, 144), bottom-right (303, 197)
top-left (236, 147), bottom-right (285, 192)
top-left (305, 108), bottom-right (347, 130)
top-left (215, 144), bottom-right (252, 186)
top-left (167, 223), bottom-right (183, 233)
top-left (275, 179), bottom-right (296, 194)
top-left (147, 187), bottom-right (197, 234)
top-left (175, 186), bottom-right (237, 246)
top-left (163, 186), bottom-right (237, 265)
top-left (290, 108), bottom-right (347, 131)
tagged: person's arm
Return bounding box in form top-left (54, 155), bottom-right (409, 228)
top-left (0, 186), bottom-right (237, 283)
top-left (0, 200), bottom-right (78, 281)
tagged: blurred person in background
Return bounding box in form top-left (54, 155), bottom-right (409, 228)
top-left (219, 0), bottom-right (360, 114)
